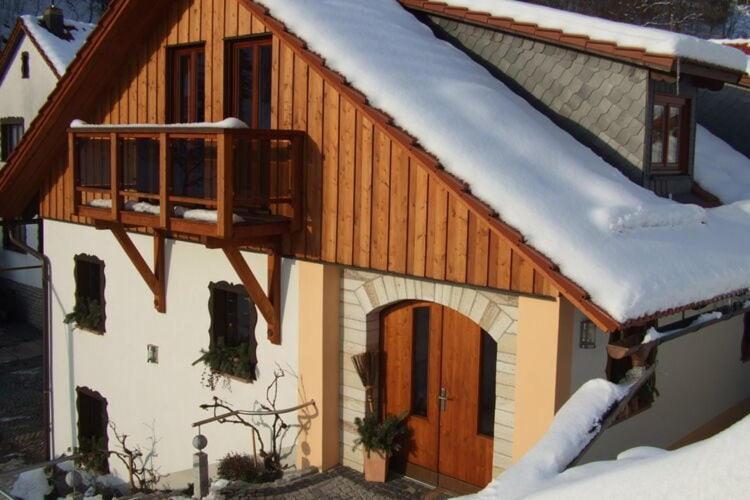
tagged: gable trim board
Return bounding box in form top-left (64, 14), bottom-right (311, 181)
top-left (0, 0), bottom-right (744, 334)
top-left (399, 0), bottom-right (745, 85)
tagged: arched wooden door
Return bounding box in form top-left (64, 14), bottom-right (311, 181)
top-left (381, 301), bottom-right (497, 492)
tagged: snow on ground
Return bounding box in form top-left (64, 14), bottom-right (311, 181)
top-left (469, 382), bottom-right (750, 500)
top-left (493, 414), bottom-right (750, 500)
top-left (468, 379), bottom-right (631, 500)
top-left (694, 126), bottom-right (750, 204)
top-left (257, 0), bottom-right (750, 323)
top-left (20, 16), bottom-right (95, 75)
top-left (440, 0), bottom-right (750, 73)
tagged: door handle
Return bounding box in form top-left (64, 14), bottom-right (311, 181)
top-left (438, 387), bottom-right (450, 412)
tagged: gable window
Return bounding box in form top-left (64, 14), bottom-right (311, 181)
top-left (228, 37), bottom-right (272, 128)
top-left (67, 255), bottom-right (106, 333)
top-left (651, 95), bottom-right (690, 175)
top-left (21, 52), bottom-right (29, 79)
top-left (169, 45), bottom-right (205, 123)
top-left (1, 118), bottom-right (24, 161)
top-left (2, 224), bottom-right (27, 254)
top-left (206, 282), bottom-right (258, 381)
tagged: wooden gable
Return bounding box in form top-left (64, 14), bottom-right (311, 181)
top-left (4, 0), bottom-right (621, 332)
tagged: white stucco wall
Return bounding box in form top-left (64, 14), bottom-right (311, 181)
top-left (570, 307), bottom-right (750, 462)
top-left (0, 32), bottom-right (58, 135)
top-left (0, 31), bottom-right (57, 289)
top-left (46, 220), bottom-right (301, 478)
top-left (0, 222), bottom-right (41, 288)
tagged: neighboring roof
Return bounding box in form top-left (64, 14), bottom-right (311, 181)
top-left (19, 15), bottom-right (95, 77)
top-left (3, 0), bottom-right (750, 329)
top-left (401, 0), bottom-right (749, 80)
top-left (694, 126), bottom-right (750, 204)
top-left (0, 14), bottom-right (95, 84)
top-left (473, 380), bottom-right (750, 500)
top-left (712, 39), bottom-right (750, 55)
top-left (697, 84), bottom-right (750, 158)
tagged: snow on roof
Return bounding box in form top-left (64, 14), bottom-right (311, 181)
top-left (257, 0), bottom-right (750, 323)
top-left (20, 15), bottom-right (95, 76)
top-left (70, 118), bottom-right (249, 129)
top-left (472, 383), bottom-right (750, 500)
top-left (695, 126), bottom-right (750, 205)
top-left (439, 0), bottom-right (750, 73)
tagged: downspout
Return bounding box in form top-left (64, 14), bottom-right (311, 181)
top-left (6, 220), bottom-right (53, 459)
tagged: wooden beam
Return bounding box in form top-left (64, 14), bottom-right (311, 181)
top-left (110, 132), bottom-right (120, 220)
top-left (97, 221), bottom-right (166, 313)
top-left (267, 250), bottom-right (281, 344)
top-left (217, 132), bottom-right (234, 239)
top-left (159, 132), bottom-right (170, 230)
top-left (222, 245), bottom-right (281, 344)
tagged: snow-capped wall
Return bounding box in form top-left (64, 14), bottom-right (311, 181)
top-left (569, 307), bottom-right (750, 462)
top-left (46, 220), bottom-right (301, 476)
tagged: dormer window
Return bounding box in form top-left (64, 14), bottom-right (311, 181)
top-left (651, 95), bottom-right (690, 175)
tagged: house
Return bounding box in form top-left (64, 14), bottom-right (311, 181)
top-left (0, 5), bottom-right (94, 329)
top-left (0, 0), bottom-right (748, 493)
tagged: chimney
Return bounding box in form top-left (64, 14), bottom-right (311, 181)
top-left (42, 4), bottom-right (65, 38)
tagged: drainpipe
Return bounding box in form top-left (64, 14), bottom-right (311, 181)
top-left (5, 219), bottom-right (52, 460)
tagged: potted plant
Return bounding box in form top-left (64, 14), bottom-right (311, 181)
top-left (64, 296), bottom-right (103, 332)
top-left (192, 341), bottom-right (257, 389)
top-left (353, 412), bottom-right (407, 483)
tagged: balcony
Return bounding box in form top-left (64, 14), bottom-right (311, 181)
top-left (69, 124), bottom-right (304, 242)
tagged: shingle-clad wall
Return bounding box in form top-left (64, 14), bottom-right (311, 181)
top-left (339, 268), bottom-right (519, 479)
top-left (697, 84), bottom-right (750, 159)
top-left (423, 14), bottom-right (650, 181)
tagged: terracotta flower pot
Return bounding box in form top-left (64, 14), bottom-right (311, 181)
top-left (363, 449), bottom-right (388, 483)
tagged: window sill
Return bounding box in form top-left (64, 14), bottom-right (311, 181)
top-left (213, 371), bottom-right (254, 384)
top-left (71, 324), bottom-right (105, 336)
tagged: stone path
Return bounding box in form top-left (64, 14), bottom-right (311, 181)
top-left (216, 466), bottom-right (438, 499)
top-left (0, 321), bottom-right (45, 492)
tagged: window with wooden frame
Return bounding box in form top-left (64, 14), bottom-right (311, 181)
top-left (168, 45), bottom-right (205, 123)
top-left (207, 282), bottom-right (259, 380)
top-left (227, 37), bottom-right (273, 128)
top-left (2, 224), bottom-right (26, 254)
top-left (76, 387), bottom-right (109, 474)
top-left (21, 51), bottom-right (29, 79)
top-left (1, 118), bottom-right (24, 161)
top-left (71, 255), bottom-right (106, 333)
top-left (477, 330), bottom-right (498, 437)
top-left (651, 94), bottom-right (690, 175)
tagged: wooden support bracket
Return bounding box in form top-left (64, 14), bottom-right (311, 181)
top-left (96, 222), bottom-right (166, 313)
top-left (223, 246), bottom-right (282, 345)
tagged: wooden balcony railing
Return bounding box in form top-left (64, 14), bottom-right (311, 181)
top-left (69, 125), bottom-right (304, 241)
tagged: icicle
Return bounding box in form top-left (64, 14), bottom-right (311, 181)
top-left (676, 58), bottom-right (681, 95)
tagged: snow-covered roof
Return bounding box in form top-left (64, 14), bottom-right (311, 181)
top-left (694, 126), bottom-right (750, 205)
top-left (438, 0), bottom-right (750, 73)
top-left (257, 0), bottom-right (750, 324)
top-left (20, 15), bottom-right (95, 76)
top-left (472, 380), bottom-right (750, 500)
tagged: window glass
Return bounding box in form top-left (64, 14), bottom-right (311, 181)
top-left (478, 331), bottom-right (497, 437)
top-left (178, 54), bottom-right (191, 123)
top-left (73, 255), bottom-right (106, 332)
top-left (411, 307), bottom-right (430, 417)
top-left (237, 47), bottom-right (254, 125)
top-left (196, 52), bottom-right (205, 122)
top-left (651, 104), bottom-right (664, 164)
top-left (258, 45), bottom-right (273, 129)
top-left (667, 106), bottom-right (680, 165)
top-left (1, 121), bottom-right (24, 161)
top-left (21, 52), bottom-right (29, 79)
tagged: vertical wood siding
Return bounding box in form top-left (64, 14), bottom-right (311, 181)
top-left (39, 0), bottom-right (555, 298)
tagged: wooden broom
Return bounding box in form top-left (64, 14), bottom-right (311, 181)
top-left (351, 351), bottom-right (378, 414)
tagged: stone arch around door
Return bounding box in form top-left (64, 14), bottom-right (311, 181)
top-left (340, 269), bottom-right (518, 480)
